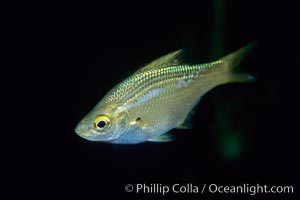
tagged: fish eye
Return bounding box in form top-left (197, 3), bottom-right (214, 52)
top-left (94, 115), bottom-right (111, 131)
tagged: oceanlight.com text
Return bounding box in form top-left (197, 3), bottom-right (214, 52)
top-left (125, 183), bottom-right (294, 196)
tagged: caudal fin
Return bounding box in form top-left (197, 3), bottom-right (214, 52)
top-left (220, 42), bottom-right (257, 83)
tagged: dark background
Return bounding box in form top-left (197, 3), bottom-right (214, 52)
top-left (3, 1), bottom-right (300, 199)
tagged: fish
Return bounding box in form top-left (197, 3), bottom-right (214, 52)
top-left (75, 43), bottom-right (255, 144)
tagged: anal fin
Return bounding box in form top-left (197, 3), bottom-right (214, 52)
top-left (177, 119), bottom-right (194, 129)
top-left (176, 102), bottom-right (200, 129)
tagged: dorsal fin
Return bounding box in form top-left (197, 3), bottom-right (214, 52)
top-left (138, 49), bottom-right (183, 72)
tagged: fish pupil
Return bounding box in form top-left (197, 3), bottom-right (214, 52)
top-left (97, 120), bottom-right (106, 128)
top-left (136, 117), bottom-right (141, 121)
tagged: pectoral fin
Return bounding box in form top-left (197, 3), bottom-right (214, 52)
top-left (147, 133), bottom-right (175, 142)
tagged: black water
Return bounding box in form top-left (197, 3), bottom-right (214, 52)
top-left (4, 1), bottom-right (299, 199)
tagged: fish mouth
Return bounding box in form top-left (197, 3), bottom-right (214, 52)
top-left (75, 126), bottom-right (119, 142)
top-left (74, 125), bottom-right (86, 136)
top-left (74, 125), bottom-right (94, 140)
top-left (76, 132), bottom-right (100, 141)
top-left (77, 133), bottom-right (119, 142)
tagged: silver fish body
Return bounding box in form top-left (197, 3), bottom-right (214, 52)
top-left (75, 44), bottom-right (254, 144)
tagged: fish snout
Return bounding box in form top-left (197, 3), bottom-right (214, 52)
top-left (75, 125), bottom-right (87, 136)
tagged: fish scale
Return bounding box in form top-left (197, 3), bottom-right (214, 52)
top-left (115, 63), bottom-right (228, 131)
top-left (108, 63), bottom-right (215, 104)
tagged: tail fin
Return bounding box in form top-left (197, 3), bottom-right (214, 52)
top-left (221, 42), bottom-right (257, 83)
